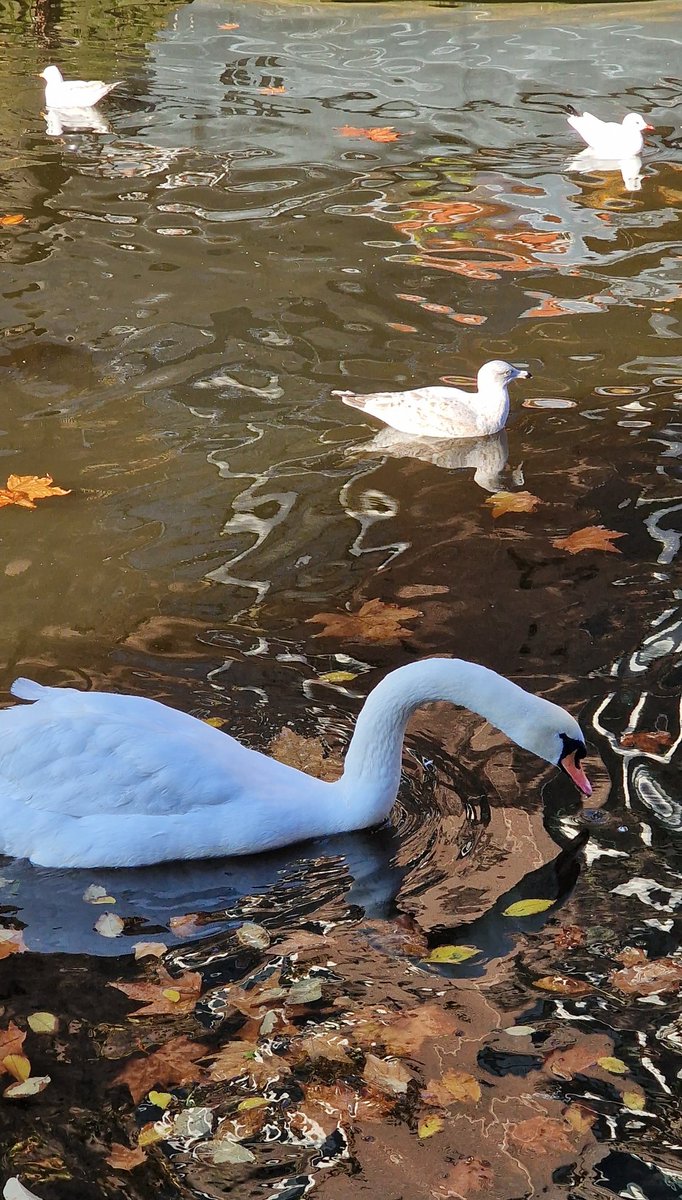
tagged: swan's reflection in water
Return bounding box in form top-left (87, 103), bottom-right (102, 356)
top-left (350, 429), bottom-right (515, 493)
top-left (1, 825), bottom-right (404, 957)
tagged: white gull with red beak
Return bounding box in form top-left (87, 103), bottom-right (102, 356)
top-left (567, 109), bottom-right (654, 159)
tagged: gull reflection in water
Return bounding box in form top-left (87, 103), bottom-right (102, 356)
top-left (351, 428), bottom-right (514, 493)
top-left (44, 107), bottom-right (112, 137)
top-left (566, 149), bottom-right (643, 192)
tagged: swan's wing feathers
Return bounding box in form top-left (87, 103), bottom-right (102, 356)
top-left (0, 687), bottom-right (271, 818)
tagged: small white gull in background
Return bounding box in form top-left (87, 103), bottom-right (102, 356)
top-left (333, 360), bottom-right (531, 439)
top-left (567, 107), bottom-right (653, 159)
top-left (39, 65), bottom-right (121, 110)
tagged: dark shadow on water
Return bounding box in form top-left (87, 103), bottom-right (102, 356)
top-left (0, 825), bottom-right (405, 957)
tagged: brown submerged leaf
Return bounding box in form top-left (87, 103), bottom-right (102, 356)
top-left (110, 968), bottom-right (202, 1016)
top-left (106, 1143), bottom-right (147, 1171)
top-left (552, 525), bottom-right (626, 555)
top-left (432, 1158), bottom-right (494, 1197)
top-left (307, 597), bottom-right (421, 643)
top-left (423, 1069), bottom-right (481, 1106)
top-left (0, 1023), bottom-right (27, 1064)
top-left (114, 1036), bottom-right (208, 1103)
top-left (620, 730), bottom-right (673, 754)
top-left (611, 954), bottom-right (682, 996)
top-left (485, 491), bottom-right (542, 518)
top-left (269, 727), bottom-right (342, 782)
top-left (534, 974), bottom-right (593, 996)
top-left (363, 1052), bottom-right (413, 1095)
top-left (209, 1042), bottom-right (283, 1086)
top-left (509, 1114), bottom-right (574, 1155)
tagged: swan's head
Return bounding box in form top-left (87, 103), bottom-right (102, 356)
top-left (39, 65), bottom-right (63, 84)
top-left (478, 360), bottom-right (531, 390)
top-left (517, 704), bottom-right (592, 796)
top-left (623, 113), bottom-right (654, 133)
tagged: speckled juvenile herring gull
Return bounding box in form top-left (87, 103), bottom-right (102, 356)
top-left (40, 65), bottom-right (121, 109)
top-left (333, 360), bottom-right (531, 439)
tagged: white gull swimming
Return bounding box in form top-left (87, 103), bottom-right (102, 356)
top-left (40, 65), bottom-right (121, 110)
top-left (334, 360), bottom-right (530, 439)
top-left (567, 109), bottom-right (653, 159)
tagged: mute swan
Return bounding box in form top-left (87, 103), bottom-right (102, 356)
top-left (567, 109), bottom-right (653, 159)
top-left (0, 659), bottom-right (591, 869)
top-left (39, 65), bottom-right (121, 110)
top-left (333, 361), bottom-right (530, 439)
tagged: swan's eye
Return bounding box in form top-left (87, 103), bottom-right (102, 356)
top-left (558, 732), bottom-right (586, 766)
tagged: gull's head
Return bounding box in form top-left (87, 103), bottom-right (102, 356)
top-left (477, 359), bottom-right (532, 390)
top-left (623, 112), bottom-right (654, 133)
top-left (39, 66), bottom-right (63, 84)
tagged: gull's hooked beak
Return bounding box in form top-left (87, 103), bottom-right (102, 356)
top-left (643, 123), bottom-right (654, 132)
top-left (560, 750), bottom-right (592, 797)
top-left (513, 367), bottom-right (531, 380)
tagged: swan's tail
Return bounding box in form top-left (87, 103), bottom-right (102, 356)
top-left (332, 389), bottom-right (368, 411)
top-left (11, 678), bottom-right (48, 702)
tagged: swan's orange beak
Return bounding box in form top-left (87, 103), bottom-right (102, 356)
top-left (561, 750), bottom-right (592, 796)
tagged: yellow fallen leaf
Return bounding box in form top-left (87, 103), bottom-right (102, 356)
top-left (485, 491), bottom-right (542, 519)
top-left (138, 1123), bottom-right (166, 1147)
top-left (0, 474), bottom-right (70, 511)
top-left (623, 1091), bottom-right (645, 1111)
top-left (2, 1054), bottom-right (31, 1082)
top-left (424, 945), bottom-right (480, 964)
top-left (503, 898), bottom-right (555, 918)
top-left (203, 716), bottom-right (226, 728)
top-left (418, 1114), bottom-right (444, 1138)
top-left (318, 671), bottom-right (357, 683)
top-left (597, 1056), bottom-right (628, 1075)
top-left (162, 989), bottom-right (181, 1004)
top-left (27, 1012), bottom-right (58, 1035)
top-left (148, 1090), bottom-right (172, 1109)
top-left (237, 1097), bottom-right (269, 1111)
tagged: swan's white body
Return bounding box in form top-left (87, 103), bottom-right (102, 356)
top-left (0, 660), bottom-right (590, 869)
top-left (40, 65), bottom-right (121, 110)
top-left (567, 111), bottom-right (652, 159)
top-left (333, 361), bottom-right (530, 439)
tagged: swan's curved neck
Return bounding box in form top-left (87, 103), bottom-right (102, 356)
top-left (335, 658), bottom-right (545, 828)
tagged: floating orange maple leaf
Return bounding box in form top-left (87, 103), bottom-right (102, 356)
top-left (0, 214), bottom-right (25, 227)
top-left (218, 22), bottom-right (239, 29)
top-left (336, 125), bottom-right (401, 143)
top-left (552, 526), bottom-right (626, 555)
top-left (307, 598), bottom-right (421, 643)
top-left (260, 86), bottom-right (286, 95)
top-left (485, 491), bottom-right (542, 519)
top-left (0, 474), bottom-right (70, 510)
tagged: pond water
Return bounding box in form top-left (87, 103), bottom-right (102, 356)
top-left (0, 2), bottom-right (680, 1198)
